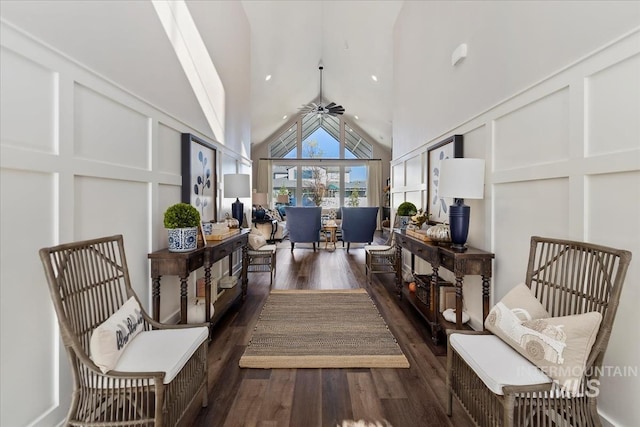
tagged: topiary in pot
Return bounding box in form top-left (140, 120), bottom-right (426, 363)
top-left (164, 203), bottom-right (201, 252)
top-left (396, 202), bottom-right (418, 229)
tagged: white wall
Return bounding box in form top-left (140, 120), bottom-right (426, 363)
top-left (392, 2), bottom-right (639, 425)
top-left (0, 4), bottom-right (250, 425)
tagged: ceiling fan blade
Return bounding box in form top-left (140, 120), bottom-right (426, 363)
top-left (298, 66), bottom-right (346, 117)
top-left (327, 104), bottom-right (345, 115)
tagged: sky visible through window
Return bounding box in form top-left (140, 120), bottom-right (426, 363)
top-left (293, 128), bottom-right (366, 181)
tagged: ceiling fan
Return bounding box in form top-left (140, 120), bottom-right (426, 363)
top-left (299, 65), bottom-right (345, 117)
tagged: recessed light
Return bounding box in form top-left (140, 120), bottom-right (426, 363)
top-left (265, 74), bottom-right (272, 81)
top-left (282, 115), bottom-right (288, 120)
top-left (354, 115), bottom-right (359, 120)
top-left (371, 75), bottom-right (378, 82)
top-left (349, 128), bottom-right (353, 132)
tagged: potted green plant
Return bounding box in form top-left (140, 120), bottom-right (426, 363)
top-left (164, 203), bottom-right (201, 252)
top-left (397, 201), bottom-right (417, 229)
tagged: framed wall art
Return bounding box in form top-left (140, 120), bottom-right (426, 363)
top-left (427, 135), bottom-right (463, 223)
top-left (181, 133), bottom-right (217, 222)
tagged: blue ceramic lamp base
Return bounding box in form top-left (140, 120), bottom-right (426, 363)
top-left (449, 200), bottom-right (470, 251)
top-left (231, 199), bottom-right (244, 224)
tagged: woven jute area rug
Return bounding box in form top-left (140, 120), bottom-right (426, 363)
top-left (239, 289), bottom-right (410, 369)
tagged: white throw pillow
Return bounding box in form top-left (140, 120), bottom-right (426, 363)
top-left (90, 297), bottom-right (145, 373)
top-left (248, 233), bottom-right (267, 250)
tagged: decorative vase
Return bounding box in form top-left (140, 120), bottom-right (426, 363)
top-left (167, 227), bottom-right (198, 252)
top-left (399, 216), bottom-right (411, 229)
top-left (187, 299), bottom-right (215, 324)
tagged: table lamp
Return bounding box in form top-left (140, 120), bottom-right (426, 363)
top-left (252, 192), bottom-right (268, 220)
top-left (439, 158), bottom-right (485, 251)
top-left (223, 174), bottom-right (250, 224)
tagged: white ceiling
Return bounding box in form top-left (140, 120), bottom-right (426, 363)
top-left (240, 0), bottom-right (403, 148)
top-left (0, 0), bottom-right (403, 149)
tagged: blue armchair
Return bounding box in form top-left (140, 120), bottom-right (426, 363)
top-left (340, 207), bottom-right (379, 252)
top-left (284, 207), bottom-right (322, 251)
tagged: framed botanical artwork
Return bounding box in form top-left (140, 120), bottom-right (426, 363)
top-left (181, 133), bottom-right (217, 222)
top-left (427, 135), bottom-right (463, 223)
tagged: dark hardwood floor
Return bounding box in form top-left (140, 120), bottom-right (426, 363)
top-left (193, 234), bottom-right (474, 427)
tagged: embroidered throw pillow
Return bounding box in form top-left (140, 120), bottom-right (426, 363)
top-left (485, 283), bottom-right (602, 394)
top-left (90, 297), bottom-right (145, 373)
top-left (485, 283), bottom-right (550, 330)
top-left (519, 312), bottom-right (602, 394)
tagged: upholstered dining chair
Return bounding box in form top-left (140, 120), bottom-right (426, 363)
top-left (39, 235), bottom-right (209, 426)
top-left (284, 206), bottom-right (322, 251)
top-left (341, 207), bottom-right (379, 253)
top-left (447, 236), bottom-right (632, 427)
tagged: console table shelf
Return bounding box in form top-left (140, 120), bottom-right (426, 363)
top-left (394, 229), bottom-right (494, 344)
top-left (148, 229), bottom-right (249, 328)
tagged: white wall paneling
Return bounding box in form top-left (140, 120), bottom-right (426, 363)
top-left (0, 21), bottom-right (250, 425)
top-left (493, 87), bottom-right (571, 172)
top-left (586, 53), bottom-right (640, 157)
top-left (393, 21), bottom-right (640, 425)
top-left (0, 169), bottom-right (59, 427)
top-left (586, 171), bottom-right (640, 422)
top-left (0, 46), bottom-right (57, 154)
top-left (74, 83), bottom-right (150, 169)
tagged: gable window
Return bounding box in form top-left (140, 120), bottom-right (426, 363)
top-left (264, 114), bottom-right (377, 210)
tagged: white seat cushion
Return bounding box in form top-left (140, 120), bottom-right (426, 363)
top-left (449, 333), bottom-right (552, 395)
top-left (364, 245), bottom-right (392, 252)
top-left (114, 326), bottom-right (208, 384)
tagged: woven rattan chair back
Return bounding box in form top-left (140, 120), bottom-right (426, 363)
top-left (447, 236), bottom-right (632, 427)
top-left (40, 235), bottom-right (141, 358)
top-left (40, 235), bottom-right (208, 426)
top-left (526, 236), bottom-right (632, 375)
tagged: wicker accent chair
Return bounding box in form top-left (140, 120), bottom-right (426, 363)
top-left (39, 235), bottom-right (209, 426)
top-left (447, 236), bottom-right (632, 427)
top-left (364, 214), bottom-right (400, 284)
top-left (247, 244), bottom-right (277, 285)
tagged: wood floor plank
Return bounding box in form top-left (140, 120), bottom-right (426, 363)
top-left (321, 369), bottom-right (353, 427)
top-left (290, 369), bottom-right (323, 427)
top-left (370, 369), bottom-right (408, 399)
top-left (347, 371), bottom-right (387, 425)
top-left (256, 369), bottom-right (297, 426)
top-left (222, 378), bottom-right (269, 427)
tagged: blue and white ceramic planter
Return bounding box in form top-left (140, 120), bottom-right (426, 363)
top-left (167, 227), bottom-right (198, 252)
top-left (398, 216), bottom-right (411, 229)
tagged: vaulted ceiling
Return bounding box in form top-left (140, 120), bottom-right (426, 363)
top-left (1, 0), bottom-right (402, 150)
top-left (241, 1), bottom-right (402, 148)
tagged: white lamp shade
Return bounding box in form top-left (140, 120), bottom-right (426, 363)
top-left (223, 174), bottom-right (250, 198)
top-left (252, 192), bottom-right (268, 206)
top-left (439, 158), bottom-right (485, 199)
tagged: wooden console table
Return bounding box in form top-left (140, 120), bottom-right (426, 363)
top-left (394, 229), bottom-right (494, 342)
top-left (148, 229), bottom-right (249, 326)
